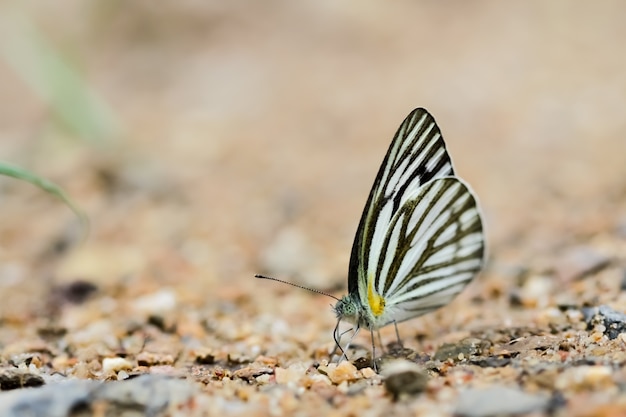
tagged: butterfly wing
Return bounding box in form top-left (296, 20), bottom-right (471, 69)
top-left (348, 108), bottom-right (456, 301)
top-left (373, 176), bottom-right (484, 325)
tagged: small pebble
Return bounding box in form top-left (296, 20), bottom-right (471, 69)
top-left (582, 305), bottom-right (626, 340)
top-left (133, 290), bottom-right (177, 314)
top-left (0, 368), bottom-right (45, 390)
top-left (256, 374), bottom-right (271, 384)
top-left (274, 363), bottom-right (307, 385)
top-left (381, 360), bottom-right (429, 401)
top-left (555, 365), bottom-right (614, 391)
top-left (360, 367), bottom-right (377, 379)
top-left (323, 362), bottom-right (361, 385)
top-left (434, 338), bottom-right (490, 362)
top-left (136, 352), bottom-right (175, 367)
top-left (102, 357), bottom-right (133, 374)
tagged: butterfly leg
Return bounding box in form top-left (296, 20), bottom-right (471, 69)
top-left (337, 325), bottom-right (360, 363)
top-left (376, 330), bottom-right (386, 353)
top-left (330, 320), bottom-right (342, 362)
top-left (393, 320), bottom-right (403, 348)
top-left (332, 321), bottom-right (356, 363)
top-left (369, 327), bottom-right (379, 372)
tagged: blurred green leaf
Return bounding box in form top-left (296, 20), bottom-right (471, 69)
top-left (0, 11), bottom-right (119, 144)
top-left (0, 161), bottom-right (89, 240)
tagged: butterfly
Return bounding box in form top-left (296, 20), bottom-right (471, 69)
top-left (257, 107), bottom-right (485, 369)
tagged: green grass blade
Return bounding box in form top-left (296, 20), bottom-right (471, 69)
top-left (0, 162), bottom-right (89, 240)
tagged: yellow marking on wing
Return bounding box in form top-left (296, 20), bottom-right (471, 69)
top-left (367, 277), bottom-right (385, 317)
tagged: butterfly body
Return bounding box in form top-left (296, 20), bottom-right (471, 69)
top-left (334, 283), bottom-right (400, 329)
top-left (334, 108), bottom-right (485, 354)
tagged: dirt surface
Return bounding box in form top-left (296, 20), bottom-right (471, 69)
top-left (1, 2), bottom-right (626, 416)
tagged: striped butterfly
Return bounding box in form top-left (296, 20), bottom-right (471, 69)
top-left (257, 108), bottom-right (484, 368)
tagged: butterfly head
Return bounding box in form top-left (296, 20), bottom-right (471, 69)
top-left (333, 294), bottom-right (362, 325)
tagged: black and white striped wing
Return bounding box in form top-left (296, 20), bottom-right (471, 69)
top-left (374, 177), bottom-right (484, 324)
top-left (348, 108), bottom-right (455, 296)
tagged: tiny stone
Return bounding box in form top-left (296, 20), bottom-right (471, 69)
top-left (256, 374), bottom-right (271, 384)
top-left (37, 326), bottom-right (68, 341)
top-left (346, 380), bottom-right (368, 395)
top-left (52, 280), bottom-right (98, 304)
top-left (194, 351), bottom-right (216, 365)
top-left (555, 366), bottom-right (614, 391)
top-left (326, 361), bottom-right (360, 385)
top-left (133, 290), bottom-right (177, 314)
top-left (254, 355), bottom-right (279, 367)
top-left (336, 380), bottom-right (350, 394)
top-left (381, 360), bottom-right (428, 401)
top-left (469, 357), bottom-right (511, 368)
top-left (102, 357), bottom-right (133, 374)
top-left (274, 364), bottom-right (307, 385)
top-left (352, 356), bottom-right (373, 370)
top-left (233, 366), bottom-right (274, 382)
top-left (582, 305), bottom-right (626, 340)
top-left (0, 368), bottom-right (45, 391)
top-left (360, 367), bottom-right (377, 379)
top-left (136, 352), bottom-right (174, 367)
top-left (117, 370), bottom-right (130, 380)
top-left (147, 315), bottom-right (177, 333)
top-left (304, 373), bottom-right (331, 388)
top-left (227, 353), bottom-right (252, 365)
top-left (434, 338), bottom-right (490, 362)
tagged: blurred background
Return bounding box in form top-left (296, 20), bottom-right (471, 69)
top-left (0, 1), bottom-right (625, 338)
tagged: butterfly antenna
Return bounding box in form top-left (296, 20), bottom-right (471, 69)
top-left (254, 274), bottom-right (340, 301)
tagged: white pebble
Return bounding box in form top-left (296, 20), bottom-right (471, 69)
top-left (102, 357), bottom-right (133, 374)
top-left (133, 289), bottom-right (177, 314)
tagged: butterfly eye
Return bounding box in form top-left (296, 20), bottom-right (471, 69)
top-left (343, 301), bottom-right (357, 316)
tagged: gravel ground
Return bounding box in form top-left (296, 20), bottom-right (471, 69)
top-left (1, 2), bottom-right (626, 416)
